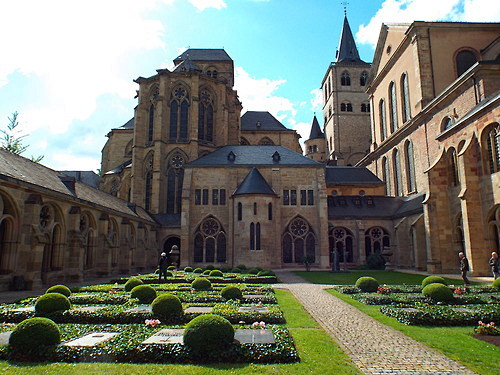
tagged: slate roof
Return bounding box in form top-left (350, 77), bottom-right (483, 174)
top-left (325, 166), bottom-right (384, 185)
top-left (336, 16), bottom-right (365, 64)
top-left (105, 160), bottom-right (132, 175)
top-left (241, 111), bottom-right (291, 131)
top-left (151, 214), bottom-right (181, 227)
top-left (233, 168), bottom-right (276, 196)
top-left (174, 49), bottom-right (232, 62)
top-left (0, 149), bottom-right (153, 222)
top-left (173, 59), bottom-right (203, 73)
top-left (59, 171), bottom-right (100, 189)
top-left (186, 146), bottom-right (323, 167)
top-left (328, 193), bottom-right (425, 219)
top-left (308, 115), bottom-right (324, 140)
top-left (118, 118), bottom-right (135, 129)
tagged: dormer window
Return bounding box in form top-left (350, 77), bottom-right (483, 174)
top-left (256, 121), bottom-right (261, 128)
top-left (272, 151), bottom-right (281, 162)
top-left (228, 151), bottom-right (236, 161)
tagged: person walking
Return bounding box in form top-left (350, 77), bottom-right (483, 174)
top-left (458, 252), bottom-right (470, 285)
top-left (158, 252), bottom-right (168, 283)
top-left (489, 252), bottom-right (499, 280)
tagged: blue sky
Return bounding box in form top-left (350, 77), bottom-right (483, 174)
top-left (0, 0), bottom-right (498, 171)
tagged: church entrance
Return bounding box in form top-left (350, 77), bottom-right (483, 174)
top-left (163, 236), bottom-right (180, 267)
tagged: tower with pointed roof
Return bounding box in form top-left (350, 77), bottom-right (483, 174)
top-left (321, 14), bottom-right (371, 166)
top-left (304, 115), bottom-right (326, 162)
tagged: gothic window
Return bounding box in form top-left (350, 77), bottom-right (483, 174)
top-left (405, 141), bottom-right (416, 193)
top-left (329, 227), bottom-right (354, 263)
top-left (487, 207), bottom-right (500, 255)
top-left (449, 148), bottom-right (460, 187)
top-left (193, 217), bottom-right (226, 263)
top-left (456, 50), bottom-right (478, 77)
top-left (382, 157), bottom-right (391, 195)
top-left (401, 73), bottom-right (411, 123)
top-left (379, 99), bottom-right (387, 141)
top-left (393, 149), bottom-right (402, 196)
top-left (341, 71), bottom-right (351, 86)
top-left (198, 89), bottom-right (215, 143)
top-left (389, 82), bottom-right (398, 133)
top-left (360, 71), bottom-right (368, 86)
top-left (170, 86), bottom-right (189, 142)
top-left (454, 214), bottom-right (465, 254)
top-left (485, 124), bottom-right (500, 174)
top-left (207, 70), bottom-right (218, 78)
top-left (144, 154), bottom-right (153, 211)
top-left (240, 137), bottom-right (250, 145)
top-left (258, 137), bottom-right (275, 146)
top-left (282, 217), bottom-right (315, 263)
top-left (442, 116), bottom-right (454, 131)
top-left (148, 104), bottom-right (154, 143)
top-left (80, 213), bottom-right (95, 270)
top-left (166, 153), bottom-right (185, 214)
top-left (39, 205), bottom-right (52, 229)
top-left (365, 227), bottom-right (390, 257)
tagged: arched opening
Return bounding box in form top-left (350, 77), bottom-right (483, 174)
top-left (282, 217), bottom-right (316, 264)
top-left (456, 49), bottom-right (478, 77)
top-left (193, 217), bottom-right (226, 264)
top-left (365, 227), bottom-right (390, 257)
top-left (163, 236), bottom-right (181, 267)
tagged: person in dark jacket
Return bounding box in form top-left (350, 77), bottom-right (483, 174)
top-left (458, 252), bottom-right (470, 285)
top-left (158, 252), bottom-right (168, 283)
top-left (489, 252), bottom-right (499, 280)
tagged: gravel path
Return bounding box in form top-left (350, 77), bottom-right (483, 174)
top-left (274, 271), bottom-right (477, 375)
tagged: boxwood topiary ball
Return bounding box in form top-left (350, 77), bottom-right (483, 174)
top-left (131, 284), bottom-right (157, 304)
top-left (183, 314), bottom-right (234, 352)
top-left (493, 278), bottom-right (500, 289)
top-left (45, 284), bottom-right (71, 297)
top-left (236, 264), bottom-right (247, 270)
top-left (205, 264), bottom-right (215, 270)
top-left (184, 266), bottom-right (193, 273)
top-left (422, 276), bottom-right (448, 287)
top-left (124, 277), bottom-right (144, 292)
top-left (151, 293), bottom-right (183, 320)
top-left (422, 283), bottom-right (453, 302)
top-left (35, 293), bottom-right (71, 315)
top-left (355, 277), bottom-right (379, 292)
top-left (257, 269), bottom-right (275, 277)
top-left (9, 317), bottom-right (60, 350)
top-left (209, 270), bottom-right (223, 277)
top-left (231, 267), bottom-right (241, 273)
top-left (167, 265), bottom-right (176, 271)
top-left (191, 277), bottom-right (212, 291)
top-left (193, 268), bottom-right (203, 274)
top-left (221, 285), bottom-right (243, 300)
top-left (247, 268), bottom-right (259, 275)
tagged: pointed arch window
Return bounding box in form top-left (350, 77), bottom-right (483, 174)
top-left (393, 149), bottom-right (402, 196)
top-left (379, 99), bottom-right (387, 141)
top-left (456, 50), bottom-right (478, 77)
top-left (144, 155), bottom-right (153, 211)
top-left (365, 227), bottom-right (390, 257)
top-left (449, 148), bottom-right (460, 186)
top-left (170, 86), bottom-right (189, 142)
top-left (282, 217), bottom-right (315, 263)
top-left (166, 153), bottom-right (185, 214)
top-left (485, 124), bottom-right (500, 174)
top-left (382, 156), bottom-right (391, 195)
top-left (401, 73), bottom-right (411, 123)
top-left (198, 89), bottom-right (215, 143)
top-left (389, 82), bottom-right (398, 133)
top-left (148, 104), bottom-right (154, 143)
top-left (405, 141), bottom-right (416, 193)
top-left (341, 71), bottom-right (351, 86)
top-left (193, 217), bottom-right (226, 263)
top-left (329, 227), bottom-right (354, 264)
top-left (360, 71), bottom-right (368, 86)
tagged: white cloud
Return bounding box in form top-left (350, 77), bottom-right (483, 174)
top-left (356, 0), bottom-right (500, 48)
top-left (310, 88), bottom-right (323, 113)
top-left (49, 153), bottom-right (102, 171)
top-left (188, 0), bottom-right (227, 11)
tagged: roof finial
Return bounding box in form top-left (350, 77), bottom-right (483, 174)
top-left (341, 1), bottom-right (349, 15)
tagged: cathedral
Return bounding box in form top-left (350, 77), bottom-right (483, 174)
top-left (0, 16), bottom-right (498, 290)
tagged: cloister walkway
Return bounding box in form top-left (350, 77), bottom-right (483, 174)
top-left (274, 270), bottom-right (477, 375)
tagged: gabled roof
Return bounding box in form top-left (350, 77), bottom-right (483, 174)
top-left (186, 146), bottom-right (322, 167)
top-left (325, 166), bottom-right (384, 185)
top-left (173, 49), bottom-right (232, 63)
top-left (59, 171), bottom-right (100, 189)
top-left (173, 59), bottom-right (203, 73)
top-left (118, 118), bottom-right (135, 129)
top-left (336, 16), bottom-right (365, 64)
top-left (241, 111), bottom-right (290, 131)
top-left (308, 115), bottom-right (324, 140)
top-left (233, 168), bottom-right (276, 196)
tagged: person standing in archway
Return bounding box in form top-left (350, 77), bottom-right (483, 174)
top-left (489, 252), bottom-right (499, 280)
top-left (158, 252), bottom-right (168, 283)
top-left (458, 252), bottom-right (470, 286)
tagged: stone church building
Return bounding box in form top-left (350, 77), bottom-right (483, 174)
top-left (0, 17), bottom-right (498, 290)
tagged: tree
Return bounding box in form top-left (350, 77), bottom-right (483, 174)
top-left (1, 112), bottom-right (44, 162)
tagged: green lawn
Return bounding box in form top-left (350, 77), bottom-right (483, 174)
top-left (294, 270), bottom-right (480, 285)
top-left (328, 289), bottom-right (499, 375)
top-left (0, 289), bottom-right (360, 375)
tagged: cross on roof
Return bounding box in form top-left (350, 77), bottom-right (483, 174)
top-left (341, 1), bottom-right (349, 15)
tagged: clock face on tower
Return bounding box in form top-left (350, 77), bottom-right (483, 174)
top-left (170, 155), bottom-right (184, 169)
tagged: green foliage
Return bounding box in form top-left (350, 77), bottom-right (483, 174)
top-left (231, 267), bottom-right (242, 273)
top-left (184, 266), bottom-right (193, 272)
top-left (492, 278), bottom-right (500, 289)
top-left (247, 268), bottom-right (259, 275)
top-left (183, 314), bottom-right (234, 352)
top-left (35, 293), bottom-right (71, 315)
top-left (205, 264), bottom-right (215, 270)
top-left (130, 285), bottom-right (157, 304)
top-left (167, 266), bottom-right (176, 271)
top-left (221, 285), bottom-right (243, 300)
top-left (422, 283), bottom-right (453, 302)
top-left (366, 253), bottom-right (386, 270)
top-left (124, 277), bottom-right (143, 292)
top-left (151, 293), bottom-right (183, 321)
top-left (422, 276), bottom-right (448, 287)
top-left (257, 269), bottom-right (275, 276)
top-left (9, 317), bottom-right (60, 350)
top-left (193, 268), bottom-right (203, 273)
top-left (209, 270), bottom-right (223, 277)
top-left (1, 112), bottom-right (44, 162)
top-left (46, 284), bottom-right (71, 297)
top-left (355, 277), bottom-right (379, 292)
top-left (236, 264), bottom-right (247, 270)
top-left (191, 277), bottom-right (212, 291)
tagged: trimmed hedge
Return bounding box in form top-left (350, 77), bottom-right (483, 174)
top-left (221, 286), bottom-right (243, 300)
top-left (35, 293), bottom-right (71, 315)
top-left (355, 277), bottom-right (379, 292)
top-left (209, 270), bottom-right (223, 277)
top-left (191, 277), bottom-right (212, 291)
top-left (257, 270), bottom-right (275, 277)
top-left (167, 266), bottom-right (176, 271)
top-left (130, 285), bottom-right (157, 304)
top-left (422, 283), bottom-right (453, 302)
top-left (247, 268), bottom-right (260, 275)
top-left (46, 285), bottom-right (71, 297)
top-left (151, 294), bottom-right (183, 321)
top-left (231, 268), bottom-right (242, 274)
top-left (493, 278), bottom-right (500, 289)
top-left (9, 317), bottom-right (60, 350)
top-left (183, 314), bottom-right (234, 352)
top-left (184, 266), bottom-right (193, 273)
top-left (124, 277), bottom-right (143, 292)
top-left (193, 268), bottom-right (203, 274)
top-left (422, 276), bottom-right (448, 287)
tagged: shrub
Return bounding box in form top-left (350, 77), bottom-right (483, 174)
top-left (183, 314), bottom-right (234, 352)
top-left (221, 285), bottom-right (243, 300)
top-left (9, 317), bottom-right (60, 350)
top-left (193, 268), bottom-right (203, 274)
top-left (202, 270), bottom-right (211, 275)
top-left (205, 265), bottom-right (215, 270)
top-left (45, 284), bottom-right (71, 297)
top-left (257, 269), bottom-right (275, 277)
top-left (255, 267), bottom-right (263, 271)
top-left (231, 267), bottom-right (242, 273)
top-left (247, 268), bottom-right (259, 275)
top-left (355, 277), bottom-right (379, 292)
top-left (165, 271), bottom-right (173, 278)
top-left (131, 285), bottom-right (157, 304)
top-left (191, 277), bottom-right (212, 291)
top-left (151, 293), bottom-right (183, 320)
top-left (422, 283), bottom-right (453, 302)
top-left (167, 265), bottom-right (176, 271)
top-left (236, 264), bottom-right (247, 270)
top-left (124, 277), bottom-right (143, 292)
top-left (209, 270), bottom-right (223, 277)
top-left (366, 253), bottom-right (386, 270)
top-left (184, 266), bottom-right (193, 273)
top-left (220, 266), bottom-right (230, 273)
top-left (35, 293), bottom-right (71, 315)
top-left (492, 278), bottom-right (500, 289)
top-left (422, 276), bottom-right (448, 287)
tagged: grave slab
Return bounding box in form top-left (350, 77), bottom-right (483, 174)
top-left (75, 306), bottom-right (106, 313)
top-left (452, 307), bottom-right (475, 313)
top-left (142, 329), bottom-right (184, 344)
top-left (11, 306), bottom-right (35, 312)
top-left (185, 306), bottom-right (213, 313)
top-left (63, 332), bottom-right (119, 347)
top-left (239, 306), bottom-right (269, 313)
top-left (235, 329), bottom-right (275, 344)
top-left (244, 294), bottom-right (266, 299)
top-left (0, 331), bottom-right (12, 346)
top-left (126, 306), bottom-right (152, 313)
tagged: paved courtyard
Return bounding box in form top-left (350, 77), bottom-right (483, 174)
top-left (274, 271), bottom-right (477, 375)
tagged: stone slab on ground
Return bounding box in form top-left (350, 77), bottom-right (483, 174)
top-left (239, 306), bottom-right (269, 313)
top-left (75, 306), bottom-right (106, 312)
top-left (184, 306), bottom-right (213, 313)
top-left (244, 294), bottom-right (266, 299)
top-left (142, 329), bottom-right (184, 344)
top-left (11, 306), bottom-right (35, 312)
top-left (234, 329), bottom-right (275, 344)
top-left (0, 331), bottom-right (12, 345)
top-left (63, 332), bottom-right (119, 347)
top-left (125, 306), bottom-right (151, 313)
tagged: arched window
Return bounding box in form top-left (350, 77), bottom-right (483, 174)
top-left (148, 104), bottom-right (154, 143)
top-left (0, 194), bottom-right (17, 274)
top-left (193, 217), bottom-right (226, 263)
top-left (329, 227), bottom-right (354, 264)
top-left (379, 99), bottom-right (387, 141)
top-left (361, 103), bottom-right (368, 112)
top-left (328, 77), bottom-right (331, 94)
top-left (382, 157), bottom-right (390, 195)
top-left (485, 124), bottom-right (500, 174)
top-left (442, 116), bottom-right (454, 131)
top-left (456, 50), bottom-right (478, 77)
top-left (487, 206), bottom-right (500, 255)
top-left (144, 154), bottom-right (153, 211)
top-left (340, 103), bottom-right (346, 112)
top-left (282, 217), bottom-right (315, 263)
top-left (449, 148), bottom-right (460, 186)
top-left (405, 141), bottom-right (416, 193)
top-left (237, 202), bottom-right (242, 221)
top-left (346, 103), bottom-right (353, 112)
top-left (170, 86), bottom-right (189, 142)
top-left (258, 137), bottom-right (275, 145)
top-left (454, 214), bottom-right (465, 254)
top-left (240, 137), bottom-right (250, 145)
top-left (365, 227), bottom-right (390, 257)
top-left (341, 71), bottom-right (351, 86)
top-left (401, 73), bottom-right (411, 123)
top-left (250, 222), bottom-right (261, 250)
top-left (268, 203), bottom-right (273, 220)
top-left (393, 149), bottom-right (402, 196)
top-left (166, 153), bottom-right (185, 214)
top-left (80, 212), bottom-right (96, 270)
top-left (198, 89), bottom-right (215, 143)
top-left (389, 82), bottom-right (398, 133)
top-left (360, 71), bottom-right (368, 86)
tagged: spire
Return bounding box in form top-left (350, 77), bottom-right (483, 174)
top-left (336, 15), bottom-right (363, 63)
top-left (233, 168), bottom-right (276, 196)
top-left (308, 115), bottom-right (324, 140)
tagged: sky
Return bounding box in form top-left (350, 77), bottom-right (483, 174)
top-left (0, 0), bottom-right (498, 171)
